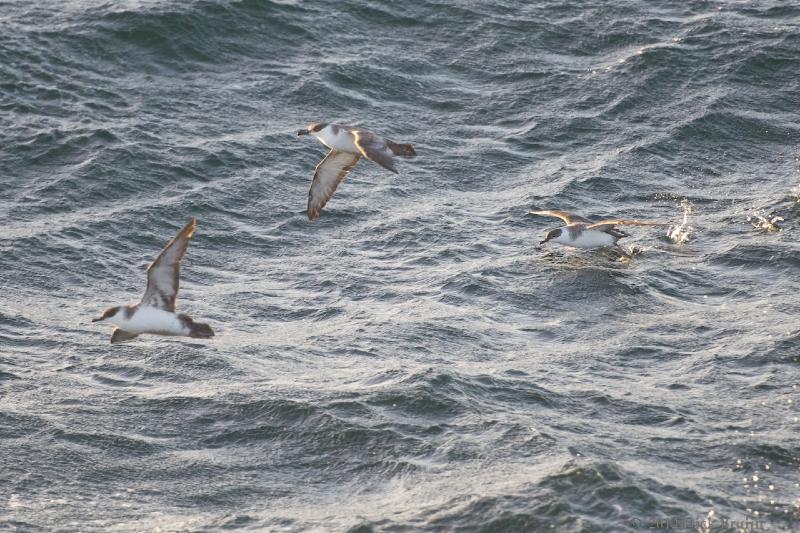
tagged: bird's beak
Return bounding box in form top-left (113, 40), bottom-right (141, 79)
top-left (92, 316), bottom-right (104, 323)
top-left (539, 238), bottom-right (549, 245)
top-left (297, 129), bottom-right (309, 136)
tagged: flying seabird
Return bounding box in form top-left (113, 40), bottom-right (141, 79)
top-left (92, 218), bottom-right (214, 343)
top-left (297, 123), bottom-right (416, 220)
top-left (529, 210), bottom-right (670, 256)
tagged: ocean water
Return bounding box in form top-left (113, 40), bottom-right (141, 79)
top-left (1, 0), bottom-right (799, 531)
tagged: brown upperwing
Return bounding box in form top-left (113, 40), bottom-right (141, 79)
top-left (528, 210), bottom-right (593, 225)
top-left (587, 219), bottom-right (672, 230)
top-left (353, 130), bottom-right (398, 173)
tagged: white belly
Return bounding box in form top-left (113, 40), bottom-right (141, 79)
top-left (111, 306), bottom-right (189, 336)
top-left (557, 229), bottom-right (615, 249)
top-left (317, 130), bottom-right (359, 154)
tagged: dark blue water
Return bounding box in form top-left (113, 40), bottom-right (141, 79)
top-left (2, 1), bottom-right (799, 531)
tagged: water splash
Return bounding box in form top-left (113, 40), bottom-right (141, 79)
top-left (666, 198), bottom-right (694, 244)
top-left (791, 185), bottom-right (800, 204)
top-left (744, 185), bottom-right (800, 232)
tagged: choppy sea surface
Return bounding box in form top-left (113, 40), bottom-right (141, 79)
top-left (2, 0), bottom-right (799, 531)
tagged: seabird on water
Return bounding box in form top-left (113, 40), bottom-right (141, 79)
top-left (529, 210), bottom-right (670, 256)
top-left (92, 218), bottom-right (214, 343)
top-left (297, 123), bottom-right (416, 220)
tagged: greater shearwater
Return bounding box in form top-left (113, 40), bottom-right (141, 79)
top-left (529, 210), bottom-right (670, 256)
top-left (297, 123), bottom-right (416, 220)
top-left (92, 218), bottom-right (214, 343)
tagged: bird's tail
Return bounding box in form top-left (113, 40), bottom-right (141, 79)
top-left (386, 140), bottom-right (416, 157)
top-left (180, 315), bottom-right (215, 338)
top-left (190, 322), bottom-right (214, 338)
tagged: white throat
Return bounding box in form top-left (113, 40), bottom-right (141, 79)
top-left (553, 231), bottom-right (574, 245)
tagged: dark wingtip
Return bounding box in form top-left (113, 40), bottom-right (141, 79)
top-left (181, 218), bottom-right (197, 236)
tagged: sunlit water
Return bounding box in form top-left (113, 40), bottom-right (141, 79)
top-left (2, 1), bottom-right (799, 531)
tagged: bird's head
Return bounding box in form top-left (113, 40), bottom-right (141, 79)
top-left (540, 228), bottom-right (562, 245)
top-left (297, 123), bottom-right (327, 137)
top-left (92, 306), bottom-right (120, 323)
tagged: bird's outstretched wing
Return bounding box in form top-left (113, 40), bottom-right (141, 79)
top-left (110, 328), bottom-right (139, 343)
top-left (308, 150), bottom-right (361, 220)
top-left (528, 210), bottom-right (592, 224)
top-left (587, 219), bottom-right (672, 230)
top-left (353, 130), bottom-right (398, 173)
top-left (140, 218), bottom-right (196, 311)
